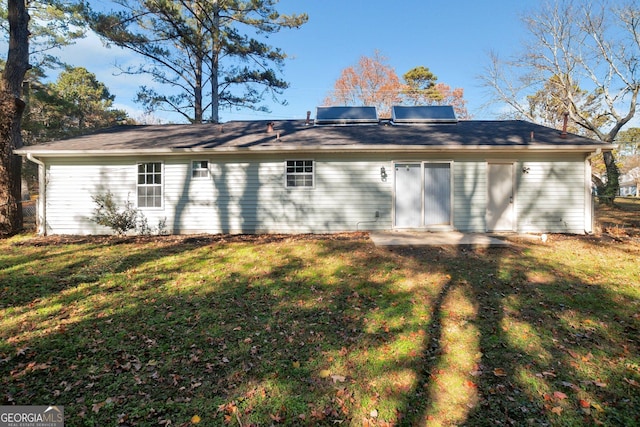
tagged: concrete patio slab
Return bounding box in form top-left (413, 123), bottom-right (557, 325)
top-left (370, 231), bottom-right (511, 248)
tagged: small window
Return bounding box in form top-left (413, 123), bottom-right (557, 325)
top-left (192, 160), bottom-right (209, 178)
top-left (137, 162), bottom-right (163, 208)
top-left (286, 160), bottom-right (314, 187)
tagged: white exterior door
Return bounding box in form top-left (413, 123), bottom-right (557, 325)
top-left (487, 162), bottom-right (515, 232)
top-left (394, 163), bottom-right (422, 228)
top-left (394, 162), bottom-right (452, 229)
top-left (424, 163), bottom-right (452, 226)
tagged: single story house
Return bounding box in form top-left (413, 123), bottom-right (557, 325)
top-left (15, 106), bottom-right (613, 236)
top-left (619, 170), bottom-right (638, 197)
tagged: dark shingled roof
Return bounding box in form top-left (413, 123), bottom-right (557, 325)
top-left (15, 119), bottom-right (613, 156)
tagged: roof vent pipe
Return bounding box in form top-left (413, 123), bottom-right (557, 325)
top-left (560, 112), bottom-right (569, 138)
top-left (267, 122), bottom-right (274, 133)
top-left (305, 111), bottom-right (311, 125)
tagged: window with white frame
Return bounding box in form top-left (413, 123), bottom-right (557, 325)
top-left (137, 162), bottom-right (163, 208)
top-left (286, 160), bottom-right (314, 187)
top-left (192, 160), bottom-right (209, 178)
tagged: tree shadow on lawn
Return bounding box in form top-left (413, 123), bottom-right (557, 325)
top-left (2, 235), bottom-right (422, 425)
top-left (1, 235), bottom-right (639, 426)
top-left (396, 239), bottom-right (640, 426)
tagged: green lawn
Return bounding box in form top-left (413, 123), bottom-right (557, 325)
top-left (1, 206), bottom-right (639, 426)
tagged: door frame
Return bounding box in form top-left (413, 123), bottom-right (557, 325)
top-left (485, 160), bottom-right (517, 232)
top-left (392, 160), bottom-right (454, 230)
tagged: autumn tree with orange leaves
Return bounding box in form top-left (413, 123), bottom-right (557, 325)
top-left (323, 51), bottom-right (402, 117)
top-left (324, 52), bottom-right (468, 118)
top-left (403, 66), bottom-right (469, 119)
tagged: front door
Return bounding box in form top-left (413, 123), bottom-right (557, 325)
top-left (486, 162), bottom-right (515, 232)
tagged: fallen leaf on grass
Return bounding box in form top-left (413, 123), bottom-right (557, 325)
top-left (594, 381), bottom-right (607, 388)
top-left (292, 361), bottom-right (300, 368)
top-left (331, 374), bottom-right (346, 383)
top-left (493, 368), bottom-right (507, 377)
top-left (553, 391), bottom-right (567, 400)
top-left (318, 369), bottom-right (331, 378)
top-left (579, 399), bottom-right (591, 408)
top-left (191, 415), bottom-right (201, 424)
top-left (566, 349), bottom-right (580, 359)
top-left (551, 406), bottom-right (563, 414)
top-left (561, 381), bottom-right (580, 391)
top-left (624, 378), bottom-right (640, 387)
top-left (16, 346), bottom-right (30, 356)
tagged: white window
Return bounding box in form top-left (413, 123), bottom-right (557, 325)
top-left (192, 160), bottom-right (209, 178)
top-left (137, 162), bottom-right (163, 208)
top-left (286, 160), bottom-right (314, 187)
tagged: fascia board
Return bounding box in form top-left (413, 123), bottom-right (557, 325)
top-left (14, 143), bottom-right (615, 158)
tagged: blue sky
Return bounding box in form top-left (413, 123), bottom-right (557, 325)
top-left (52, 0), bottom-right (540, 123)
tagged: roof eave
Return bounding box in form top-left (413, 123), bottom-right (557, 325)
top-left (14, 143), bottom-right (614, 158)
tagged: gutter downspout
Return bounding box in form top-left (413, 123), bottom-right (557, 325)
top-left (585, 148), bottom-right (602, 235)
top-left (26, 153), bottom-right (46, 235)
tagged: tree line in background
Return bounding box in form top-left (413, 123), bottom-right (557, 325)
top-left (2, 0), bottom-right (640, 233)
top-left (481, 0), bottom-right (640, 200)
top-left (0, 1), bottom-right (128, 143)
top-left (87, 0), bottom-right (308, 124)
top-left (20, 64), bottom-right (131, 143)
top-left (0, 0), bottom-right (308, 233)
top-left (324, 51), bottom-right (469, 119)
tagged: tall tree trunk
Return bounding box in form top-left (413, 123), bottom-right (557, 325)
top-left (601, 151), bottom-right (619, 204)
top-left (0, 0), bottom-right (30, 234)
top-left (210, 2), bottom-right (220, 124)
top-left (194, 55), bottom-right (203, 124)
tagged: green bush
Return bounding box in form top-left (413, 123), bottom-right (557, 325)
top-left (91, 191), bottom-right (139, 235)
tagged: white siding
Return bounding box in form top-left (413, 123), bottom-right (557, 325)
top-left (45, 160), bottom-right (137, 234)
top-left (516, 155), bottom-right (587, 234)
top-left (43, 155), bottom-right (393, 235)
top-left (453, 161), bottom-right (487, 232)
top-left (41, 152), bottom-right (590, 235)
